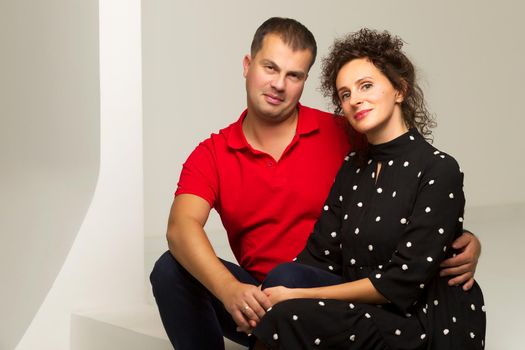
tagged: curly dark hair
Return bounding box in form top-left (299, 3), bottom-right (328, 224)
top-left (320, 28), bottom-right (435, 140)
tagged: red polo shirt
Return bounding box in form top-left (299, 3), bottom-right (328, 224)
top-left (176, 104), bottom-right (351, 281)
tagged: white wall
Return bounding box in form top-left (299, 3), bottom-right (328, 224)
top-left (143, 0), bottom-right (525, 240)
top-left (1, 1), bottom-right (145, 349)
top-left (0, 1), bottom-right (99, 349)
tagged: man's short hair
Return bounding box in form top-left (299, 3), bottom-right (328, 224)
top-left (250, 17), bottom-right (317, 70)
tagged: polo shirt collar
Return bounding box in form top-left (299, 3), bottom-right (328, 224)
top-left (226, 103), bottom-right (320, 150)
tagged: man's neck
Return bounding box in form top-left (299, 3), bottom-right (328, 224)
top-left (242, 110), bottom-right (299, 162)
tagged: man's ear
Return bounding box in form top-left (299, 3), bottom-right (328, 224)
top-left (242, 54), bottom-right (251, 78)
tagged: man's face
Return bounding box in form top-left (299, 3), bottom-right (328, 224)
top-left (243, 34), bottom-right (313, 124)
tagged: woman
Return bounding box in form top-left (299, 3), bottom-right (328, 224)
top-left (252, 29), bottom-right (486, 349)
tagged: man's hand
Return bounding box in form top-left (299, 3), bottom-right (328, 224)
top-left (440, 232), bottom-right (481, 290)
top-left (219, 282), bottom-right (272, 334)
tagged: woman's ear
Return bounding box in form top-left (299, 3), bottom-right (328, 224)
top-left (395, 79), bottom-right (408, 103)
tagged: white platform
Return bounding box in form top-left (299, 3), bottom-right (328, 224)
top-left (73, 203), bottom-right (525, 350)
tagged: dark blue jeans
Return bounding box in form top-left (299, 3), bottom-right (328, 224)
top-left (150, 251), bottom-right (259, 350)
top-left (150, 252), bottom-right (342, 350)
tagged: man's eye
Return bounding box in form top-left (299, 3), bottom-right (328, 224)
top-left (265, 66), bottom-right (275, 71)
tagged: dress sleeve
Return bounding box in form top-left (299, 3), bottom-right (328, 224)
top-left (175, 140), bottom-right (219, 208)
top-left (295, 161), bottom-right (349, 275)
top-left (369, 155), bottom-right (465, 313)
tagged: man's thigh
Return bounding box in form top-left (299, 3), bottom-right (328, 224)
top-left (262, 262), bottom-right (343, 289)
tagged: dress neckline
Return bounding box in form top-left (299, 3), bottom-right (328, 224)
top-left (369, 129), bottom-right (424, 161)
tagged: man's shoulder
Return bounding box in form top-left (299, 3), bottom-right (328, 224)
top-left (299, 104), bottom-right (348, 132)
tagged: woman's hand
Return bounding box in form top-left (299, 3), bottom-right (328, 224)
top-left (263, 286), bottom-right (302, 306)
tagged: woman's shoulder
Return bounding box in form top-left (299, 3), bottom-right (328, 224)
top-left (417, 142), bottom-right (463, 182)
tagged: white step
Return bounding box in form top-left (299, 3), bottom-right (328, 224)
top-left (71, 304), bottom-right (247, 350)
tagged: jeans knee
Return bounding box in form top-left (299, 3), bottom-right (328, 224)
top-left (262, 262), bottom-right (300, 289)
top-left (150, 251), bottom-right (183, 291)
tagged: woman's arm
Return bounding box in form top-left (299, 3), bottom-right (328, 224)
top-left (264, 277), bottom-right (388, 305)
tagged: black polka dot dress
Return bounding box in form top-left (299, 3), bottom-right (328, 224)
top-left (253, 130), bottom-right (486, 349)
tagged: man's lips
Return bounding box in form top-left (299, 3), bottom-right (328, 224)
top-left (264, 93), bottom-right (284, 105)
top-left (354, 108), bottom-right (372, 121)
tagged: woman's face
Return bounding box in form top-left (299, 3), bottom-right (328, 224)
top-left (335, 58), bottom-right (406, 144)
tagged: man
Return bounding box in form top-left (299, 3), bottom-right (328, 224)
top-left (150, 17), bottom-right (481, 350)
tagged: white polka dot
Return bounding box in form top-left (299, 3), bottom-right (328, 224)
top-left (392, 191), bottom-right (397, 197)
top-left (402, 264), bottom-right (408, 270)
top-left (459, 217), bottom-right (464, 222)
top-left (350, 152), bottom-right (356, 157)
top-left (427, 257), bottom-right (433, 262)
top-left (267, 307), bottom-right (273, 312)
top-left (350, 258), bottom-right (356, 265)
top-left (419, 284), bottom-right (425, 289)
top-left (331, 232), bottom-right (337, 238)
top-left (406, 241), bottom-right (412, 247)
top-left (422, 307), bottom-right (427, 314)
top-left (434, 299), bottom-right (439, 306)
top-left (420, 334), bottom-right (426, 340)
top-left (375, 273), bottom-right (382, 279)
top-left (410, 135), bottom-right (415, 140)
top-left (449, 193), bottom-right (454, 199)
top-left (318, 301), bottom-right (325, 306)
top-left (482, 340), bottom-right (484, 347)
top-left (328, 265), bottom-right (334, 271)
top-left (372, 172), bottom-right (375, 179)
top-left (395, 329), bottom-right (402, 335)
top-left (452, 316), bottom-right (457, 323)
top-left (344, 214), bottom-right (349, 220)
top-left (365, 313), bottom-right (371, 318)
top-left (429, 179), bottom-right (435, 185)
top-left (368, 245), bottom-right (374, 251)
top-left (400, 218), bottom-right (407, 224)
top-left (443, 246), bottom-right (447, 252)
top-left (440, 154), bottom-right (446, 159)
top-left (434, 151), bottom-right (440, 155)
top-left (425, 207), bottom-right (431, 213)
top-left (438, 228), bottom-right (444, 234)
top-left (273, 333), bottom-right (279, 340)
top-left (314, 338), bottom-right (321, 345)
top-left (471, 304), bottom-right (476, 311)
top-left (406, 313), bottom-right (412, 317)
top-left (354, 228), bottom-right (359, 235)
top-left (378, 265), bottom-right (383, 269)
top-left (417, 171), bottom-right (422, 178)
top-left (349, 303), bottom-right (355, 309)
top-left (293, 315), bottom-right (298, 320)
top-left (403, 161), bottom-right (409, 167)
top-left (356, 168), bottom-right (361, 174)
top-left (368, 159), bottom-right (372, 165)
top-left (470, 332), bottom-right (475, 339)
top-left (353, 185), bottom-right (358, 190)
top-left (443, 329), bottom-right (449, 335)
top-left (292, 257), bottom-right (297, 261)
top-left (323, 205), bottom-right (329, 211)
top-left (482, 305), bottom-right (486, 312)
top-left (349, 334), bottom-right (356, 341)
top-left (357, 202), bottom-right (363, 207)
top-left (388, 160), bottom-right (394, 166)
top-left (377, 187), bottom-right (383, 193)
top-left (324, 250), bottom-right (330, 255)
top-left (339, 195), bottom-right (343, 202)
top-left (375, 216), bottom-right (381, 222)
top-left (344, 156), bottom-right (350, 161)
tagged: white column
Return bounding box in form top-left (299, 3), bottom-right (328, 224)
top-left (16, 0), bottom-right (144, 348)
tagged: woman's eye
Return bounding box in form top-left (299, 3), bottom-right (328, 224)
top-left (340, 92), bottom-right (350, 101)
top-left (362, 83), bottom-right (373, 90)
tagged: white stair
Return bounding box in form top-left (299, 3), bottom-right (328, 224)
top-left (71, 304), bottom-right (247, 350)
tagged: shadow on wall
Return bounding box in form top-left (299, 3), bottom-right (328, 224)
top-left (0, 1), bottom-right (100, 349)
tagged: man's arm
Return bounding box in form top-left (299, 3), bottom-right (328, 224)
top-left (440, 231), bottom-right (481, 290)
top-left (167, 194), bottom-right (271, 332)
